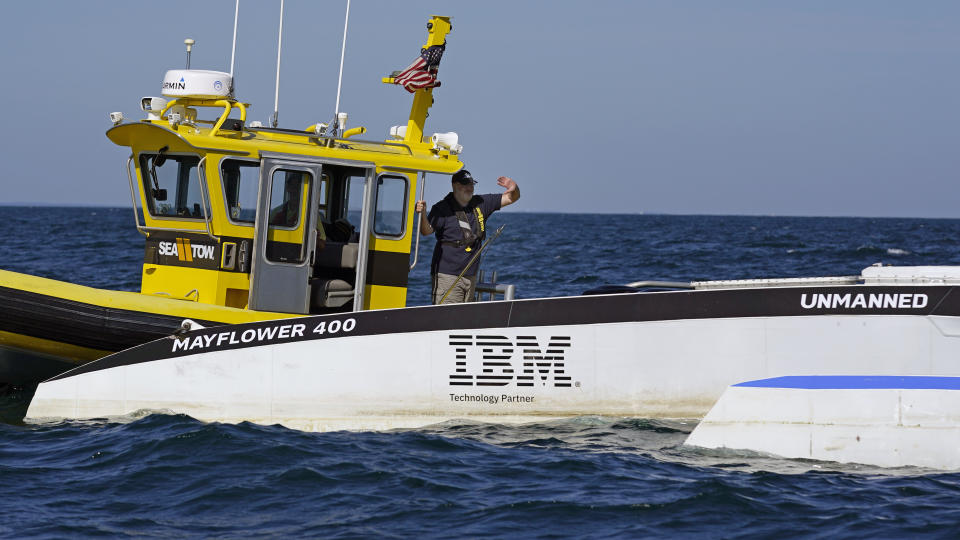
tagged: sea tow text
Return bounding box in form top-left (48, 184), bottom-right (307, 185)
top-left (449, 394), bottom-right (535, 405)
top-left (158, 240), bottom-right (215, 261)
top-left (800, 293), bottom-right (928, 310)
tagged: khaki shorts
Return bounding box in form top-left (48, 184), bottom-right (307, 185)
top-left (432, 273), bottom-right (477, 305)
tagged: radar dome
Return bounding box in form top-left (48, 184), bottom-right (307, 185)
top-left (162, 70), bottom-right (233, 99)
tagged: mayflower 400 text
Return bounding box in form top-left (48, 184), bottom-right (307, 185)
top-left (172, 318), bottom-right (357, 352)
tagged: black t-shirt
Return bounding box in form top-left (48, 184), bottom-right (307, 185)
top-left (428, 192), bottom-right (502, 276)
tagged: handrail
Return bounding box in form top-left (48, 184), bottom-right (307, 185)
top-left (312, 136), bottom-right (414, 156)
top-left (625, 280), bottom-right (694, 289)
top-left (158, 98), bottom-right (181, 117)
top-left (410, 171), bottom-right (426, 270)
top-left (126, 154), bottom-right (219, 240)
top-left (211, 100), bottom-right (246, 136)
top-left (138, 226), bottom-right (220, 235)
top-left (351, 169), bottom-right (376, 311)
top-left (475, 282), bottom-right (516, 302)
top-left (342, 126), bottom-right (366, 139)
top-left (157, 98), bottom-right (247, 137)
top-left (125, 154), bottom-right (147, 237)
top-left (246, 126), bottom-right (417, 156)
top-left (195, 156), bottom-right (219, 241)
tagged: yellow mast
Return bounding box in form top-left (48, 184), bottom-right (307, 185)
top-left (382, 15), bottom-right (452, 148)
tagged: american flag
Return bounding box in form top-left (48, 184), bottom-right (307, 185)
top-left (393, 44), bottom-right (445, 93)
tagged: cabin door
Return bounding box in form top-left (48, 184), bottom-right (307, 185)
top-left (248, 158), bottom-right (322, 313)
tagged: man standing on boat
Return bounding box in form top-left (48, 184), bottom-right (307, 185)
top-left (416, 170), bottom-right (520, 304)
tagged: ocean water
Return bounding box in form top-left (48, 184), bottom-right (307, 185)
top-left (4, 206), bottom-right (960, 538)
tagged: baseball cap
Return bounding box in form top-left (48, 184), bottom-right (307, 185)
top-left (452, 169), bottom-right (477, 185)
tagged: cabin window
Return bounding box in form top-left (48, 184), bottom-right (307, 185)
top-left (139, 153), bottom-right (204, 219)
top-left (265, 168), bottom-right (311, 264)
top-left (268, 170), bottom-right (308, 229)
top-left (373, 175), bottom-right (407, 237)
top-left (344, 174), bottom-right (366, 227)
top-left (317, 173), bottom-right (330, 223)
top-left (221, 159), bottom-right (260, 224)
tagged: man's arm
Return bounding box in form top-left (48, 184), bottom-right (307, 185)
top-left (498, 176), bottom-right (520, 208)
top-left (415, 200), bottom-right (434, 235)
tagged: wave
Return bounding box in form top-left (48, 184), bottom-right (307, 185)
top-left (3, 413), bottom-right (960, 536)
top-left (853, 246), bottom-right (911, 257)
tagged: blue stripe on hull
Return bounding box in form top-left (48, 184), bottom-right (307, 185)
top-left (734, 376), bottom-right (960, 390)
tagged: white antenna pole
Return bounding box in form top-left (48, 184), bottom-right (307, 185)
top-left (184, 39), bottom-right (195, 69)
top-left (229, 0), bottom-right (239, 77)
top-left (272, 0), bottom-right (285, 128)
top-left (334, 0), bottom-right (351, 124)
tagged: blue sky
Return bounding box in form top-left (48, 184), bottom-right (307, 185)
top-left (1, 1), bottom-right (958, 217)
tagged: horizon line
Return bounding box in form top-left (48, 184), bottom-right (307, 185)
top-left (0, 202), bottom-right (956, 221)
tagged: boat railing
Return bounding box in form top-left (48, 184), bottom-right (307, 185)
top-left (475, 270), bottom-right (516, 301)
top-left (410, 172), bottom-right (427, 270)
top-left (692, 276), bottom-right (859, 289)
top-left (125, 154), bottom-right (219, 240)
top-left (195, 157), bottom-right (219, 242)
top-left (626, 280), bottom-right (695, 289)
top-left (159, 98), bottom-right (248, 137)
top-left (125, 155), bottom-right (147, 237)
top-left (248, 126), bottom-right (416, 156)
top-left (624, 276), bottom-right (864, 291)
top-left (311, 137), bottom-right (415, 156)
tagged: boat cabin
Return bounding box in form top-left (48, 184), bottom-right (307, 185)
top-left (106, 16), bottom-right (458, 315)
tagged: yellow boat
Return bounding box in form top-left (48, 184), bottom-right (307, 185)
top-left (1, 16), bottom-right (461, 384)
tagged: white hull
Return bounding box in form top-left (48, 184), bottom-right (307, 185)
top-left (27, 281), bottom-right (960, 431)
top-left (685, 377), bottom-right (960, 469)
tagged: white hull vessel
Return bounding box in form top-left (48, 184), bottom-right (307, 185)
top-left (27, 266), bottom-right (960, 432)
top-left (685, 376), bottom-right (960, 469)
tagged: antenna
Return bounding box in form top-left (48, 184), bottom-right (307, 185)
top-left (229, 0), bottom-right (239, 77)
top-left (184, 38), bottom-right (195, 69)
top-left (271, 0), bottom-right (285, 128)
top-left (333, 0), bottom-right (351, 135)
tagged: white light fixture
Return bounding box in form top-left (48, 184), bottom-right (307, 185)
top-left (389, 125), bottom-right (407, 139)
top-left (431, 131), bottom-right (462, 154)
top-left (140, 96), bottom-right (168, 121)
top-left (109, 112), bottom-right (124, 126)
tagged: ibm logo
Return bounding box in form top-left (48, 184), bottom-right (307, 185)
top-left (448, 335), bottom-right (572, 388)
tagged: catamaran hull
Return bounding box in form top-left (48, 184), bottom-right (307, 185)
top-left (684, 376), bottom-right (960, 469)
top-left (26, 285), bottom-right (960, 431)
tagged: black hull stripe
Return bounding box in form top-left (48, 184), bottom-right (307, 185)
top-left (0, 285), bottom-right (221, 352)
top-left (51, 285), bottom-right (960, 382)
